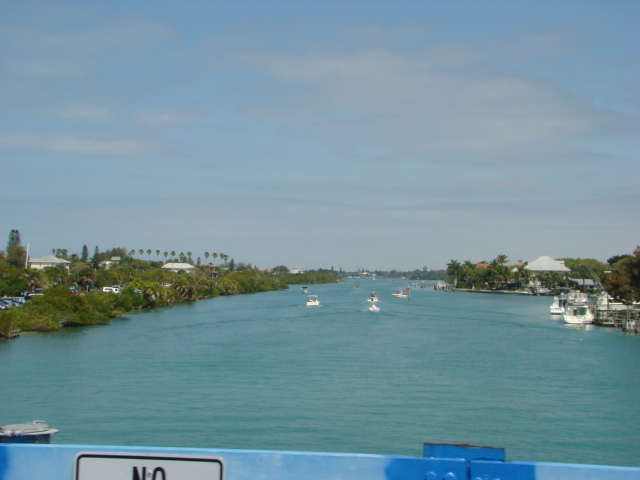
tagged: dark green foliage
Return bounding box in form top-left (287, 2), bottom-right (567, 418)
top-left (604, 246), bottom-right (640, 305)
top-left (0, 259), bottom-right (290, 333)
top-left (0, 264), bottom-right (29, 296)
top-left (608, 254), bottom-right (632, 266)
top-left (276, 269), bottom-right (340, 285)
top-left (7, 229), bottom-right (21, 248)
top-left (5, 245), bottom-right (27, 269)
top-left (81, 245), bottom-right (89, 262)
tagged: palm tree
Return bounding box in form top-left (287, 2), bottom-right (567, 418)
top-left (462, 260), bottom-right (476, 284)
top-left (213, 253), bottom-right (218, 264)
top-left (204, 252), bottom-right (210, 264)
top-left (138, 249), bottom-right (144, 257)
top-left (446, 259), bottom-right (462, 287)
top-left (494, 254), bottom-right (509, 266)
top-left (171, 251), bottom-right (176, 261)
top-left (155, 249), bottom-right (160, 259)
top-left (146, 249), bottom-right (152, 259)
top-left (163, 252), bottom-right (168, 263)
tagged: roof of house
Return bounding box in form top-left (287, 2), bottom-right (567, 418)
top-left (29, 255), bottom-right (71, 264)
top-left (161, 262), bottom-right (195, 270)
top-left (524, 256), bottom-right (571, 272)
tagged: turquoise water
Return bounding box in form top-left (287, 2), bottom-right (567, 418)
top-left (1, 279), bottom-right (639, 467)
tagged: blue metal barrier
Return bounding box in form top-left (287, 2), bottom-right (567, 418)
top-left (0, 442), bottom-right (638, 480)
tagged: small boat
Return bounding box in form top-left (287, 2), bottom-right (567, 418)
top-left (368, 303), bottom-right (380, 312)
top-left (367, 292), bottom-right (379, 302)
top-left (391, 290), bottom-right (408, 298)
top-left (301, 286), bottom-right (308, 293)
top-left (306, 295), bottom-right (320, 306)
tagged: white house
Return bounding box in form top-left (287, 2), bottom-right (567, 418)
top-left (161, 262), bottom-right (195, 273)
top-left (100, 256), bottom-right (121, 269)
top-left (29, 255), bottom-right (71, 270)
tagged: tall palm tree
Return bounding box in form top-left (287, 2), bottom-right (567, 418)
top-left (213, 253), bottom-right (218, 264)
top-left (163, 252), bottom-right (168, 263)
top-left (494, 254), bottom-right (509, 266)
top-left (155, 249), bottom-right (160, 259)
top-left (138, 249), bottom-right (144, 257)
top-left (446, 259), bottom-right (462, 287)
top-left (204, 252), bottom-right (210, 263)
top-left (146, 249), bottom-right (152, 259)
top-left (171, 251), bottom-right (176, 261)
top-left (462, 260), bottom-right (475, 284)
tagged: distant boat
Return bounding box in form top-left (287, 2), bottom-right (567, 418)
top-left (391, 290), bottom-right (408, 298)
top-left (301, 286), bottom-right (308, 293)
top-left (368, 303), bottom-right (380, 312)
top-left (367, 292), bottom-right (379, 302)
top-left (306, 295), bottom-right (320, 306)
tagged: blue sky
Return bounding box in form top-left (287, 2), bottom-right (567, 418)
top-left (1, 0), bottom-right (638, 271)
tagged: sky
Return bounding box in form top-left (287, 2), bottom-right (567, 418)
top-left (1, 0), bottom-right (638, 271)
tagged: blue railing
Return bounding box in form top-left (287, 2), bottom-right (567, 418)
top-left (1, 442), bottom-right (638, 480)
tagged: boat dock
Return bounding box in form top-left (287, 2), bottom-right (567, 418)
top-left (0, 329), bottom-right (21, 339)
top-left (594, 309), bottom-right (639, 333)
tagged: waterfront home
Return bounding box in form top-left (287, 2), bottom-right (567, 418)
top-left (161, 262), bottom-right (196, 273)
top-left (28, 255), bottom-right (71, 270)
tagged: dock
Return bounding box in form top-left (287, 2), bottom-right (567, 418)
top-left (1, 329), bottom-right (21, 339)
top-left (594, 309), bottom-right (639, 333)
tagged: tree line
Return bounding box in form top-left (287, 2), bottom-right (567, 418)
top-left (444, 250), bottom-right (640, 305)
top-left (0, 230), bottom-right (340, 335)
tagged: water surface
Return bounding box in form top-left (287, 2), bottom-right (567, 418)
top-left (1, 279), bottom-right (638, 467)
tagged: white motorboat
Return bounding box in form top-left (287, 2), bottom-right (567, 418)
top-left (306, 295), bottom-right (320, 306)
top-left (595, 292), bottom-right (636, 312)
top-left (549, 292), bottom-right (573, 316)
top-left (562, 304), bottom-right (594, 324)
top-left (368, 303), bottom-right (380, 312)
top-left (367, 292), bottom-right (379, 302)
top-left (301, 286), bottom-right (308, 293)
top-left (391, 289), bottom-right (408, 298)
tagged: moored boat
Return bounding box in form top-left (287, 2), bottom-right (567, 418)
top-left (549, 292), bottom-right (572, 316)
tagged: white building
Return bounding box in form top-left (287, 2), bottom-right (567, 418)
top-left (29, 255), bottom-right (71, 270)
top-left (161, 262), bottom-right (196, 273)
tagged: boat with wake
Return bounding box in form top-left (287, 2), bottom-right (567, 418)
top-left (306, 295), bottom-right (320, 306)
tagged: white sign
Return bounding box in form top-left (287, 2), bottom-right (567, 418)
top-left (75, 453), bottom-right (223, 480)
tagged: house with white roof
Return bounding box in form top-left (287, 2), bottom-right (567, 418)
top-left (161, 262), bottom-right (195, 273)
top-left (29, 255), bottom-right (71, 270)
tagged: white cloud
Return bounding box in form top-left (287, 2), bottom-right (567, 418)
top-left (133, 108), bottom-right (208, 127)
top-left (0, 132), bottom-right (174, 156)
top-left (223, 39), bottom-right (626, 166)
